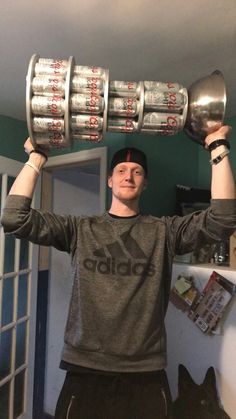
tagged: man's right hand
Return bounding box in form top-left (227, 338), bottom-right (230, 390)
top-left (24, 137), bottom-right (49, 168)
top-left (24, 137), bottom-right (49, 157)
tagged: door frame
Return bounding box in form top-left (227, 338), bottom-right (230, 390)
top-left (33, 146), bottom-right (107, 417)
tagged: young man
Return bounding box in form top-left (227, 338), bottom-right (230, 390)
top-left (1, 125), bottom-right (236, 419)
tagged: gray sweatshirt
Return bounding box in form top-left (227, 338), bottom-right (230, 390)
top-left (1, 195), bottom-right (236, 372)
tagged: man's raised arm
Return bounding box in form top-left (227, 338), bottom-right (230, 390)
top-left (9, 137), bottom-right (48, 198)
top-left (205, 125), bottom-right (235, 199)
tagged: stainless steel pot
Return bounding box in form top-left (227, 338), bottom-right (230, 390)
top-left (184, 70), bottom-right (227, 145)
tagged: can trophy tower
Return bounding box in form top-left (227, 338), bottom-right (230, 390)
top-left (26, 54), bottom-right (226, 149)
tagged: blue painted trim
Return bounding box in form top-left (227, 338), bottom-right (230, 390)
top-left (33, 270), bottom-right (49, 419)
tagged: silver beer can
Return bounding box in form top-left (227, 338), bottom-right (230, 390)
top-left (31, 95), bottom-right (65, 116)
top-left (109, 81), bottom-right (140, 97)
top-left (142, 112), bottom-right (183, 133)
top-left (140, 128), bottom-right (175, 136)
top-left (72, 131), bottom-right (103, 142)
top-left (35, 61), bottom-right (68, 77)
top-left (73, 65), bottom-right (105, 78)
top-left (71, 114), bottom-right (103, 131)
top-left (71, 76), bottom-right (104, 94)
top-left (34, 132), bottom-right (65, 148)
top-left (32, 76), bottom-right (65, 96)
top-left (144, 81), bottom-right (184, 92)
top-left (38, 58), bottom-right (68, 66)
top-left (70, 93), bottom-right (104, 114)
top-left (108, 97), bottom-right (139, 117)
top-left (144, 91), bottom-right (186, 112)
top-left (107, 117), bottom-right (138, 133)
top-left (33, 117), bottom-right (65, 133)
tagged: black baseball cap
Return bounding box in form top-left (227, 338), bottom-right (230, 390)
top-left (110, 147), bottom-right (148, 175)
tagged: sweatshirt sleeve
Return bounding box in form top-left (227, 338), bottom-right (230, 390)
top-left (166, 199), bottom-right (236, 256)
top-left (1, 195), bottom-right (78, 254)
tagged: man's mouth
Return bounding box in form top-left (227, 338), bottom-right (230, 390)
top-left (121, 185), bottom-right (135, 188)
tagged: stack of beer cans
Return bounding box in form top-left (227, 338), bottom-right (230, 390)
top-left (30, 58), bottom-right (67, 147)
top-left (27, 55), bottom-right (109, 148)
top-left (26, 55), bottom-right (189, 148)
top-left (141, 81), bottom-right (188, 135)
top-left (107, 81), bottom-right (141, 134)
top-left (70, 66), bottom-right (105, 143)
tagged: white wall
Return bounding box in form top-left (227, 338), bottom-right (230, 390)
top-left (166, 263), bottom-right (236, 419)
top-left (44, 169), bottom-right (100, 416)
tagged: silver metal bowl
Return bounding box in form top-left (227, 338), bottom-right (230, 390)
top-left (184, 70), bottom-right (227, 145)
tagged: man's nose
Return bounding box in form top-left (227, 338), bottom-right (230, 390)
top-left (125, 170), bottom-right (134, 181)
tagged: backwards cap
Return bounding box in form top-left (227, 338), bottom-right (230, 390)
top-left (110, 147), bottom-right (148, 175)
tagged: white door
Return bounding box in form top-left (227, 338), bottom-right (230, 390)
top-left (0, 156), bottom-right (40, 419)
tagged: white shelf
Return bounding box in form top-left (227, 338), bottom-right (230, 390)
top-left (172, 262), bottom-right (236, 285)
top-left (173, 261), bottom-right (236, 272)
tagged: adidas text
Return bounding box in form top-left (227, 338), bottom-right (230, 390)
top-left (83, 257), bottom-right (156, 276)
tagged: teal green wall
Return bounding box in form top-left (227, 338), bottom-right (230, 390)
top-left (0, 115), bottom-right (200, 216)
top-left (197, 116), bottom-right (236, 189)
top-left (0, 115), bottom-right (28, 162)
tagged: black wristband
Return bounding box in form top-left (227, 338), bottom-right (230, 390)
top-left (30, 149), bottom-right (48, 161)
top-left (207, 139), bottom-right (230, 152)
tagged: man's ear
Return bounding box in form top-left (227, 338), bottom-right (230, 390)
top-left (143, 178), bottom-right (148, 190)
top-left (108, 176), bottom-right (112, 189)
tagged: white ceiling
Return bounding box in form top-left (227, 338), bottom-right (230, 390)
top-left (1, 0), bottom-right (236, 122)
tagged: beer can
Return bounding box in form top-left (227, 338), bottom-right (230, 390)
top-left (144, 81), bottom-right (184, 92)
top-left (144, 91), bottom-right (186, 112)
top-left (70, 114), bottom-right (103, 131)
top-left (109, 81), bottom-right (140, 97)
top-left (107, 117), bottom-right (138, 133)
top-left (33, 117), bottom-right (64, 133)
top-left (73, 65), bottom-right (105, 78)
top-left (70, 93), bottom-right (104, 114)
top-left (140, 128), bottom-right (175, 136)
top-left (32, 76), bottom-right (65, 96)
top-left (31, 95), bottom-right (65, 116)
top-left (38, 58), bottom-right (68, 67)
top-left (142, 112), bottom-right (183, 133)
top-left (34, 132), bottom-right (65, 148)
top-left (72, 131), bottom-right (103, 142)
top-left (71, 76), bottom-right (104, 94)
top-left (35, 61), bottom-right (68, 77)
top-left (108, 97), bottom-right (139, 117)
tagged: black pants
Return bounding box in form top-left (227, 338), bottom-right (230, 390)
top-left (54, 369), bottom-right (173, 419)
